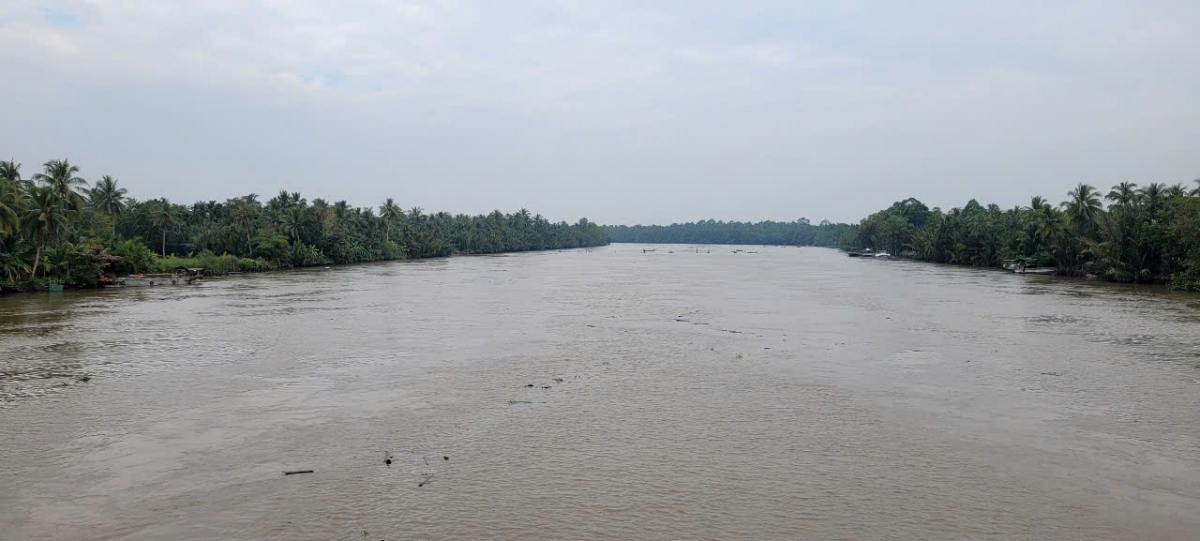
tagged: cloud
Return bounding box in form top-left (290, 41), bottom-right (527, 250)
top-left (0, 1), bottom-right (869, 123)
top-left (0, 1), bottom-right (1197, 224)
top-left (40, 7), bottom-right (77, 27)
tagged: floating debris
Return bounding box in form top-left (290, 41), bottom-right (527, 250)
top-left (418, 473), bottom-right (434, 487)
top-left (553, 377), bottom-right (563, 383)
top-left (384, 450), bottom-right (394, 467)
top-left (1041, 372), bottom-right (1064, 377)
top-left (284, 470), bottom-right (314, 475)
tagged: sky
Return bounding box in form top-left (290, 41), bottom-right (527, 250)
top-left (1, 1), bottom-right (1198, 225)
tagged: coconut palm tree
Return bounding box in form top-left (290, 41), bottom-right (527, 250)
top-left (1063, 183), bottom-right (1102, 233)
top-left (1024, 196), bottom-right (1049, 214)
top-left (32, 159), bottom-right (89, 209)
top-left (1138, 182), bottom-right (1166, 219)
top-left (1105, 182), bottom-right (1138, 210)
top-left (22, 186), bottom-right (73, 278)
top-left (232, 199), bottom-right (259, 253)
top-left (278, 206), bottom-right (305, 243)
top-left (87, 175), bottom-right (128, 236)
top-left (151, 199), bottom-right (179, 256)
top-left (379, 198), bottom-right (402, 243)
top-left (1165, 183), bottom-right (1188, 200)
top-left (0, 174), bottom-right (22, 247)
top-left (0, 160), bottom-right (25, 189)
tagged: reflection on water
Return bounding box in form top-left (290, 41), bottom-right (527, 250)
top-left (2, 246), bottom-right (1200, 540)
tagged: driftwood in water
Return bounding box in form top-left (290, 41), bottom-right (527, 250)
top-left (284, 470), bottom-right (314, 475)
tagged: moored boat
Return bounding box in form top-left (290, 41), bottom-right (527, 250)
top-left (117, 267), bottom-right (205, 287)
top-left (1003, 258), bottom-right (1057, 275)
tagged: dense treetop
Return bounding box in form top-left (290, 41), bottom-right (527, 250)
top-left (0, 158), bottom-right (608, 291)
top-left (605, 219), bottom-right (850, 247)
top-left (841, 183), bottom-right (1200, 290)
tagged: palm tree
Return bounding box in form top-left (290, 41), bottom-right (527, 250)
top-left (22, 186), bottom-right (73, 278)
top-left (32, 159), bottom-right (89, 209)
top-left (1024, 196), bottom-right (1049, 213)
top-left (87, 175), bottom-right (128, 236)
top-left (1192, 178), bottom-right (1200, 197)
top-left (279, 207), bottom-right (305, 242)
top-left (379, 198), bottom-right (402, 243)
top-left (1105, 182), bottom-right (1138, 210)
top-left (1138, 182), bottom-right (1166, 219)
top-left (0, 174), bottom-right (21, 246)
top-left (1063, 183), bottom-right (1102, 232)
top-left (232, 199), bottom-right (259, 253)
top-left (152, 199), bottom-right (179, 256)
top-left (0, 160), bottom-right (25, 189)
top-left (1166, 183), bottom-right (1188, 200)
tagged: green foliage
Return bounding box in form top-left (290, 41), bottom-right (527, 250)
top-left (845, 181), bottom-right (1200, 289)
top-left (153, 251), bottom-right (265, 274)
top-left (108, 238), bottom-right (155, 274)
top-left (251, 230), bottom-right (291, 265)
top-left (606, 218), bottom-right (850, 247)
top-left (0, 158), bottom-right (608, 291)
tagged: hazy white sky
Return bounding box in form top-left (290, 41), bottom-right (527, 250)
top-left (1, 1), bottom-right (1197, 224)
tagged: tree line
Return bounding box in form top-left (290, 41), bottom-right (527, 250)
top-left (840, 181), bottom-right (1200, 290)
top-left (0, 159), bottom-right (609, 291)
top-left (605, 219), bottom-right (851, 247)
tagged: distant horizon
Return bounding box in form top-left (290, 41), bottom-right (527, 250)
top-left (3, 1), bottom-right (1197, 225)
top-left (7, 155), bottom-right (1197, 228)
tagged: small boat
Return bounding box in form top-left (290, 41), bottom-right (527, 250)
top-left (1003, 258), bottom-right (1057, 275)
top-left (118, 267), bottom-right (205, 287)
top-left (1019, 267), bottom-right (1058, 275)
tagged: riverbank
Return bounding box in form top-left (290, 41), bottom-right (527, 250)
top-left (1, 158), bottom-right (611, 293)
top-left (839, 191), bottom-right (1200, 292)
top-left (0, 244), bottom-right (610, 294)
top-left (838, 247), bottom-right (1200, 291)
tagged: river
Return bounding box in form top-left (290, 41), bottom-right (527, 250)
top-left (2, 245), bottom-right (1199, 540)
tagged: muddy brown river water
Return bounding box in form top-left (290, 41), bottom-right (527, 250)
top-left (2, 245), bottom-right (1200, 541)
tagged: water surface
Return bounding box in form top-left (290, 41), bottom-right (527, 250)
top-left (2, 246), bottom-right (1199, 540)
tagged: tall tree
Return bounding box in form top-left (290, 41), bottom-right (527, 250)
top-left (379, 198), bottom-right (402, 243)
top-left (0, 160), bottom-right (24, 189)
top-left (279, 206), bottom-right (305, 243)
top-left (1138, 183), bottom-right (1166, 219)
top-left (151, 199), bottom-right (179, 257)
top-left (87, 175), bottom-right (128, 236)
top-left (1105, 182), bottom-right (1138, 210)
top-left (0, 168), bottom-right (22, 245)
top-left (32, 159), bottom-right (89, 209)
top-left (232, 198), bottom-right (259, 254)
top-left (22, 186), bottom-right (73, 278)
top-left (1063, 183), bottom-right (1103, 233)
